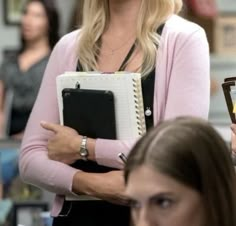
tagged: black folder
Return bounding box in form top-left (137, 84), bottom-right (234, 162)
top-left (222, 77), bottom-right (236, 123)
top-left (62, 88), bottom-right (117, 172)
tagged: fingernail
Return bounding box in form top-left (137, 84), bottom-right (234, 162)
top-left (40, 121), bottom-right (46, 125)
top-left (231, 124), bottom-right (235, 131)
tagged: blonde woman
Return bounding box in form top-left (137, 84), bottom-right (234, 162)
top-left (19, 0), bottom-right (210, 225)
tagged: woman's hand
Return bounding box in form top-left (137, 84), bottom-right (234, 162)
top-left (73, 170), bottom-right (128, 205)
top-left (231, 124), bottom-right (236, 153)
top-left (11, 132), bottom-right (24, 140)
top-left (230, 124), bottom-right (236, 165)
top-left (95, 170), bottom-right (128, 205)
top-left (40, 121), bottom-right (81, 164)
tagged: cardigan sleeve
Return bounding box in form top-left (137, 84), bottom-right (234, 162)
top-left (19, 37), bottom-right (79, 195)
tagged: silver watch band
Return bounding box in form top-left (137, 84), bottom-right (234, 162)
top-left (79, 136), bottom-right (88, 161)
top-left (81, 136), bottom-right (87, 148)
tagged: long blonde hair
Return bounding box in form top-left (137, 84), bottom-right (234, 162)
top-left (77, 0), bottom-right (183, 76)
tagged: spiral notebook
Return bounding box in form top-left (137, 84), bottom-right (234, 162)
top-left (56, 72), bottom-right (146, 139)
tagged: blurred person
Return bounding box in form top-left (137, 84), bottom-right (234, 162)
top-left (0, 0), bottom-right (59, 139)
top-left (0, 166), bottom-right (2, 200)
top-left (185, 0), bottom-right (217, 18)
top-left (19, 0), bottom-right (210, 225)
top-left (125, 117), bottom-right (236, 226)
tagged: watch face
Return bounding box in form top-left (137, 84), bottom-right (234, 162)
top-left (80, 148), bottom-right (88, 157)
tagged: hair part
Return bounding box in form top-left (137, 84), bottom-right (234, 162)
top-left (77, 0), bottom-right (183, 76)
top-left (124, 117), bottom-right (236, 226)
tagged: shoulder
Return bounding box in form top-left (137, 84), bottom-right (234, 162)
top-left (48, 30), bottom-right (81, 69)
top-left (163, 15), bottom-right (207, 42)
top-left (1, 50), bottom-right (18, 66)
top-left (55, 30), bottom-right (80, 50)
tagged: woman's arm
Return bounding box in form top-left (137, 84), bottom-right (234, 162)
top-left (231, 125), bottom-right (236, 155)
top-left (72, 170), bottom-right (127, 205)
top-left (0, 81), bottom-right (5, 111)
top-left (19, 40), bottom-right (79, 195)
top-left (0, 81), bottom-right (5, 132)
top-left (39, 121), bottom-right (136, 169)
top-left (0, 66), bottom-right (7, 137)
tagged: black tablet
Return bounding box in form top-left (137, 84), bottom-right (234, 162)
top-left (62, 88), bottom-right (117, 172)
top-left (62, 88), bottom-right (116, 139)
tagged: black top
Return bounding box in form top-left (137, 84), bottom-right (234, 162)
top-left (141, 68), bottom-right (155, 129)
top-left (0, 53), bottom-right (49, 135)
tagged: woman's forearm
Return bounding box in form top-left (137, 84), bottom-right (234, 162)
top-left (0, 81), bottom-right (5, 111)
top-left (72, 171), bottom-right (100, 195)
top-left (72, 170), bottom-right (128, 205)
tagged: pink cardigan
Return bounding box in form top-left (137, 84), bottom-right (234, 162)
top-left (19, 15), bottom-right (210, 216)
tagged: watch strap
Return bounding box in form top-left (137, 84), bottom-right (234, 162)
top-left (79, 136), bottom-right (88, 161)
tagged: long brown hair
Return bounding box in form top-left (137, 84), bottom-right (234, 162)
top-left (125, 117), bottom-right (236, 226)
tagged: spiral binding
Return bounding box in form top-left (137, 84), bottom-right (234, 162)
top-left (132, 78), bottom-right (146, 136)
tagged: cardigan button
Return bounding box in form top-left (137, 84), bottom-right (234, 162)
top-left (145, 107), bottom-right (152, 117)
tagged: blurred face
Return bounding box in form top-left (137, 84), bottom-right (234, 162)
top-left (125, 165), bottom-right (206, 226)
top-left (21, 1), bottom-right (49, 42)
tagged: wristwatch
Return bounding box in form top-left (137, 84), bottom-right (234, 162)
top-left (79, 136), bottom-right (89, 161)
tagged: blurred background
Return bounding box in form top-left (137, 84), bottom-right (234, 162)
top-left (0, 0), bottom-right (80, 63)
top-left (0, 0), bottom-right (236, 225)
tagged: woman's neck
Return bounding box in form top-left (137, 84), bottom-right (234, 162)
top-left (108, 0), bottom-right (141, 36)
top-left (24, 37), bottom-right (50, 55)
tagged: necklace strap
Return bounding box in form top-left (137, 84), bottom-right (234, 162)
top-left (77, 24), bottom-right (165, 72)
top-left (118, 23), bottom-right (165, 72)
top-left (118, 41), bottom-right (136, 71)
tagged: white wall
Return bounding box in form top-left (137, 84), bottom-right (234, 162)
top-left (0, 0), bottom-right (76, 64)
top-left (56, 0), bottom-right (76, 34)
top-left (0, 0), bottom-right (20, 63)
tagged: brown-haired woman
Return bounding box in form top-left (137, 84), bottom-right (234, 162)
top-left (125, 117), bottom-right (236, 226)
top-left (0, 0), bottom-right (59, 139)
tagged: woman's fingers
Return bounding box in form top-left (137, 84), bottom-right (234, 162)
top-left (40, 121), bottom-right (61, 133)
top-left (231, 124), bottom-right (236, 134)
top-left (232, 132), bottom-right (236, 151)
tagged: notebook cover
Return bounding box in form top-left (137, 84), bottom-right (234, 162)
top-left (57, 72), bottom-right (146, 139)
top-left (62, 88), bottom-right (117, 172)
